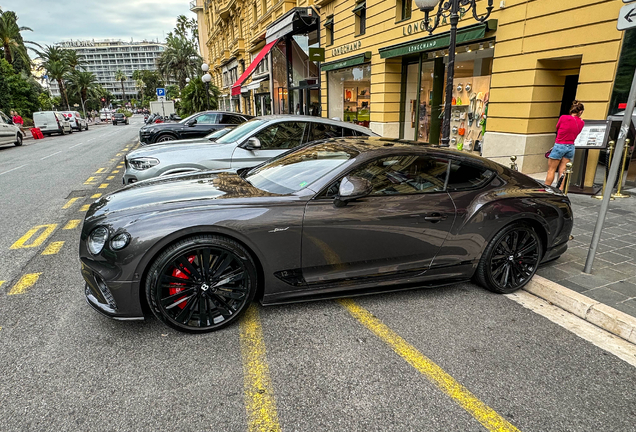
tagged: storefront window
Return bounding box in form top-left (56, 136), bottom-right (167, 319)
top-left (328, 64), bottom-right (371, 126)
top-left (272, 41), bottom-right (289, 114)
top-left (291, 35), bottom-right (320, 87)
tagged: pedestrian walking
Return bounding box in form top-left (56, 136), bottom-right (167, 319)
top-left (545, 101), bottom-right (585, 190)
top-left (11, 110), bottom-right (24, 134)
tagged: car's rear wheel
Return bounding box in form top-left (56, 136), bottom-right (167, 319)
top-left (156, 134), bottom-right (176, 142)
top-left (61, 127), bottom-right (67, 135)
top-left (475, 223), bottom-right (542, 294)
top-left (14, 133), bottom-right (23, 146)
top-left (146, 235), bottom-right (257, 333)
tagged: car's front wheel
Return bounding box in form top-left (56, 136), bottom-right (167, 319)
top-left (146, 235), bottom-right (257, 333)
top-left (475, 223), bottom-right (542, 294)
top-left (14, 133), bottom-right (23, 146)
top-left (156, 134), bottom-right (176, 142)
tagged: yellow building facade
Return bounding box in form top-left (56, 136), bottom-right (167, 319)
top-left (194, 0), bottom-right (634, 174)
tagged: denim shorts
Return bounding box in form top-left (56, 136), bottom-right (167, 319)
top-left (549, 144), bottom-right (575, 160)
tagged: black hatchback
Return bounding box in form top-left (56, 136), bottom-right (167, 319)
top-left (112, 113), bottom-right (129, 125)
top-left (139, 111), bottom-right (252, 145)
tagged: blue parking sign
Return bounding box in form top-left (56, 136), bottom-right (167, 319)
top-left (156, 88), bottom-right (166, 97)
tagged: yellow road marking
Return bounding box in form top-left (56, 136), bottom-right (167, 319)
top-left (84, 176), bottom-right (98, 185)
top-left (8, 273), bottom-right (42, 295)
top-left (10, 224), bottom-right (58, 249)
top-left (63, 219), bottom-right (81, 230)
top-left (91, 193), bottom-right (102, 199)
top-left (111, 170), bottom-right (120, 173)
top-left (106, 175), bottom-right (115, 180)
top-left (122, 148), bottom-right (130, 151)
top-left (62, 197), bottom-right (80, 209)
top-left (95, 168), bottom-right (106, 173)
top-left (338, 299), bottom-right (521, 432)
top-left (116, 153), bottom-right (122, 156)
top-left (239, 304), bottom-right (281, 432)
top-left (0, 281), bottom-right (4, 289)
top-left (80, 204), bottom-right (90, 211)
top-left (42, 241), bottom-right (64, 255)
top-left (98, 183), bottom-right (108, 189)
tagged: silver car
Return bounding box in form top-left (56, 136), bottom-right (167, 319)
top-left (123, 116), bottom-right (377, 185)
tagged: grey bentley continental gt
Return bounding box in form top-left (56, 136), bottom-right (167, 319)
top-left (80, 137), bottom-right (573, 333)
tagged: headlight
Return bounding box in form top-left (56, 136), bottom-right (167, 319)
top-left (88, 226), bottom-right (109, 255)
top-left (129, 157), bottom-right (160, 170)
top-left (110, 233), bottom-right (130, 250)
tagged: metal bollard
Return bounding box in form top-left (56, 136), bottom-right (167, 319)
top-left (510, 155), bottom-right (518, 171)
top-left (563, 162), bottom-right (573, 195)
top-left (592, 140), bottom-right (615, 201)
top-left (611, 138), bottom-right (631, 199)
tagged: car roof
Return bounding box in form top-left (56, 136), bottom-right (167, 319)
top-left (252, 115), bottom-right (378, 135)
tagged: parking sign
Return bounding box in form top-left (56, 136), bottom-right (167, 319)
top-left (156, 88), bottom-right (166, 97)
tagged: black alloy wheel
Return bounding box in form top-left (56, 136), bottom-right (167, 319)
top-left (156, 134), bottom-right (176, 142)
top-left (14, 133), bottom-right (23, 146)
top-left (475, 223), bottom-right (542, 294)
top-left (146, 235), bottom-right (257, 333)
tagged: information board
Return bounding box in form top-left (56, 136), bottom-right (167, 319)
top-left (574, 120), bottom-right (609, 149)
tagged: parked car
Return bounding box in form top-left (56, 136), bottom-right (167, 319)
top-left (80, 136), bottom-right (573, 332)
top-left (61, 111), bottom-right (89, 131)
top-left (124, 116), bottom-right (377, 184)
top-left (33, 111), bottom-right (73, 136)
top-left (113, 113), bottom-right (129, 125)
top-left (0, 110), bottom-right (24, 147)
top-left (138, 111), bottom-right (252, 145)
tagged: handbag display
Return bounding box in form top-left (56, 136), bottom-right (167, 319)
top-left (474, 131), bottom-right (483, 154)
top-left (458, 121), bottom-right (466, 136)
top-left (452, 97), bottom-right (457, 106)
top-left (464, 130), bottom-right (473, 151)
top-left (456, 97), bottom-right (463, 106)
top-left (459, 112), bottom-right (466, 120)
top-left (457, 137), bottom-right (464, 151)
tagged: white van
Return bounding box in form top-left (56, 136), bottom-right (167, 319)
top-left (33, 111), bottom-right (73, 136)
top-left (61, 111), bottom-right (88, 131)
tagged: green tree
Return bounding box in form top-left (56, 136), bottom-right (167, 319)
top-left (0, 10), bottom-right (39, 67)
top-left (38, 91), bottom-right (53, 110)
top-left (140, 70), bottom-right (164, 101)
top-left (166, 84), bottom-right (180, 100)
top-left (179, 76), bottom-right (219, 116)
top-left (66, 70), bottom-right (97, 117)
top-left (132, 69), bottom-right (145, 105)
top-left (0, 59), bottom-right (43, 119)
top-left (115, 69), bottom-right (127, 101)
top-left (63, 50), bottom-right (87, 71)
top-left (157, 32), bottom-right (201, 89)
top-left (46, 59), bottom-right (71, 110)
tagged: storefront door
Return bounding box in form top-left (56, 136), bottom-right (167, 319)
top-left (254, 93), bottom-right (272, 116)
top-left (290, 86), bottom-right (321, 115)
top-left (403, 63), bottom-right (419, 140)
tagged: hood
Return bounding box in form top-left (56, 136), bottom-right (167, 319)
top-left (86, 171), bottom-right (279, 220)
top-left (127, 140), bottom-right (232, 159)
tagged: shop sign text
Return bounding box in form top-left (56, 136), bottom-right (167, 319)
top-left (58, 40), bottom-right (95, 48)
top-left (332, 41), bottom-right (362, 57)
top-left (402, 8), bottom-right (470, 36)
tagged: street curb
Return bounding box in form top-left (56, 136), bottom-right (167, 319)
top-left (524, 275), bottom-right (636, 345)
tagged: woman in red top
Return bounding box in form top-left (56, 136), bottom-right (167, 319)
top-left (545, 101), bottom-right (585, 189)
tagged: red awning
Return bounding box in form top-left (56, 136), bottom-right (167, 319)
top-left (231, 39), bottom-right (278, 96)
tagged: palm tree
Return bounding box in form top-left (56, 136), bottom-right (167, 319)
top-left (115, 69), bottom-right (127, 102)
top-left (156, 33), bottom-right (201, 89)
top-left (132, 69), bottom-right (145, 106)
top-left (64, 50), bottom-right (87, 71)
top-left (66, 70), bottom-right (97, 117)
top-left (46, 60), bottom-right (71, 110)
top-left (179, 76), bottom-right (219, 116)
top-left (0, 10), bottom-right (39, 66)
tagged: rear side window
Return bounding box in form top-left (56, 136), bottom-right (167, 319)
top-left (220, 114), bottom-right (243, 124)
top-left (446, 160), bottom-right (494, 191)
top-left (309, 123), bottom-right (343, 141)
top-left (342, 128), bottom-right (358, 137)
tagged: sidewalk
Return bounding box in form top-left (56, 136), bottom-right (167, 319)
top-left (528, 172), bottom-right (636, 319)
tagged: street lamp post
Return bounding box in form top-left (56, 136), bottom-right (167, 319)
top-left (201, 63), bottom-right (212, 111)
top-left (414, 0), bottom-right (493, 147)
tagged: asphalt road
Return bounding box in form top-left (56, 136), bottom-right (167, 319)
top-left (0, 117), bottom-right (635, 431)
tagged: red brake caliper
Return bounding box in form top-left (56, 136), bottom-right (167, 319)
top-left (169, 255), bottom-right (196, 309)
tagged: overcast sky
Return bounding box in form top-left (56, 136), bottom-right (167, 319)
top-left (5, 0), bottom-right (192, 52)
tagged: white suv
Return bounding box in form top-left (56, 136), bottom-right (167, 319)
top-left (61, 111), bottom-right (88, 131)
top-left (0, 110), bottom-right (24, 147)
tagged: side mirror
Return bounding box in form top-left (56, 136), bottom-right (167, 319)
top-left (186, 119), bottom-right (197, 127)
top-left (335, 176), bottom-right (372, 206)
top-left (244, 137), bottom-right (262, 151)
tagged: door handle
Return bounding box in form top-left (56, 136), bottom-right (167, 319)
top-left (424, 213), bottom-right (446, 222)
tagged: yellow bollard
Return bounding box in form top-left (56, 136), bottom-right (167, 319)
top-left (611, 138), bottom-right (631, 199)
top-left (592, 140), bottom-right (615, 201)
top-left (563, 162), bottom-right (573, 195)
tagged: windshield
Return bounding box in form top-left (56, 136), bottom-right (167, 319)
top-left (205, 127), bottom-right (233, 140)
top-left (215, 119), bottom-right (267, 144)
top-left (244, 143), bottom-right (358, 194)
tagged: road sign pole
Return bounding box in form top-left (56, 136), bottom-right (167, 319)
top-left (584, 69), bottom-right (636, 273)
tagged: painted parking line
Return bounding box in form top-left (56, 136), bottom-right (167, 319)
top-left (0, 281), bottom-right (4, 289)
top-left (10, 224), bottom-right (58, 249)
top-left (42, 241), bottom-right (65, 255)
top-left (62, 197), bottom-right (81, 209)
top-left (84, 177), bottom-right (98, 185)
top-left (98, 183), bottom-right (109, 189)
top-left (111, 170), bottom-right (120, 173)
top-left (95, 168), bottom-right (106, 174)
top-left (80, 204), bottom-right (90, 212)
top-left (8, 273), bottom-right (42, 295)
top-left (239, 304), bottom-right (281, 432)
top-left (338, 299), bottom-right (520, 432)
top-left (106, 175), bottom-right (115, 180)
top-left (91, 193), bottom-right (102, 199)
top-left (63, 220), bottom-right (81, 230)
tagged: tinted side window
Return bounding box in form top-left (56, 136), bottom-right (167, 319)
top-left (349, 155), bottom-right (449, 195)
top-left (446, 160), bottom-right (494, 191)
top-left (196, 113), bottom-right (217, 124)
top-left (310, 123), bottom-right (343, 141)
top-left (342, 128), bottom-right (358, 137)
top-left (220, 114), bottom-right (243, 124)
top-left (254, 122), bottom-right (307, 149)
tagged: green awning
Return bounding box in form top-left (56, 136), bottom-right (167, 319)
top-left (325, 16), bottom-right (334, 27)
top-left (321, 51), bottom-right (371, 72)
top-left (379, 20), bottom-right (497, 59)
top-left (352, 1), bottom-right (366, 14)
